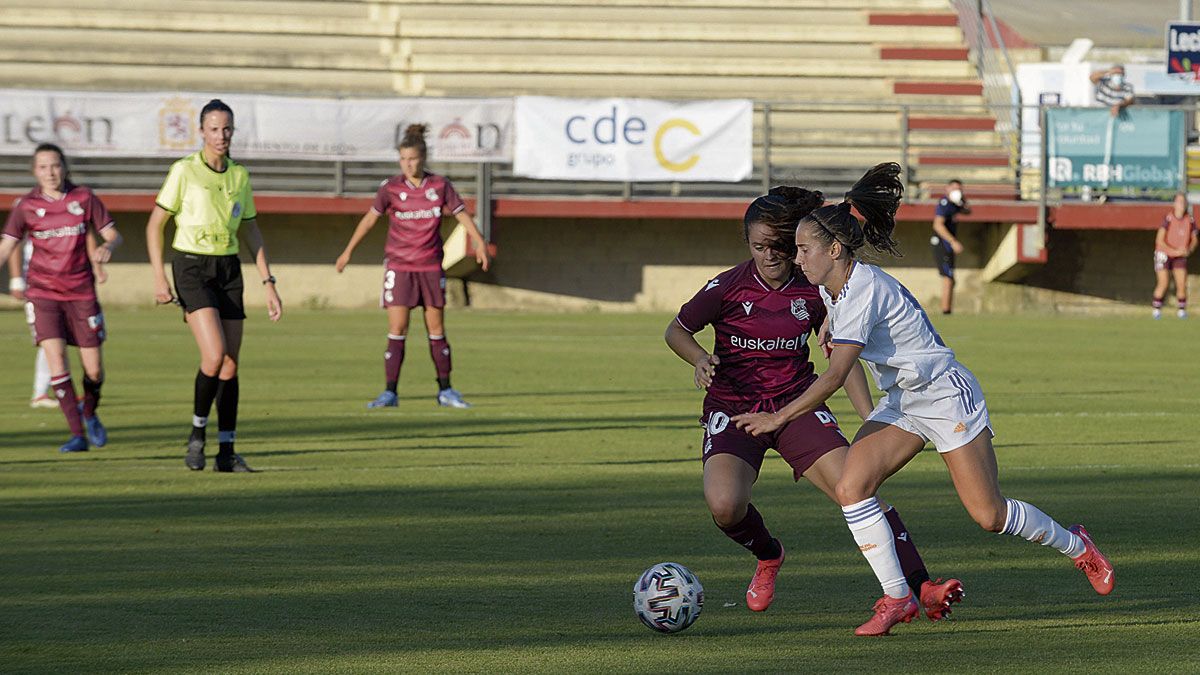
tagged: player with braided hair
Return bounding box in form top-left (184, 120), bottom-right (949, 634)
top-left (733, 163), bottom-right (1113, 636)
top-left (337, 124), bottom-right (490, 409)
top-left (666, 185), bottom-right (962, 617)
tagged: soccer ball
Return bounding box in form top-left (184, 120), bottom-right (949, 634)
top-left (633, 562), bottom-right (704, 633)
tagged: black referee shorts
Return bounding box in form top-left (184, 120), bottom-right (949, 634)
top-left (172, 252), bottom-right (246, 320)
top-left (930, 240), bottom-right (955, 280)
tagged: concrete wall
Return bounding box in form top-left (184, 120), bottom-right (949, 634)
top-left (0, 209), bottom-right (1186, 316)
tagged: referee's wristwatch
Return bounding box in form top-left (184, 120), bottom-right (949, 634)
top-left (262, 275), bottom-right (277, 285)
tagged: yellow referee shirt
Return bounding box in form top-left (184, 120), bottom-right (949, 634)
top-left (156, 152), bottom-right (257, 256)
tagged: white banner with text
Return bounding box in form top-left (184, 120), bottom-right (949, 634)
top-left (513, 96), bottom-right (753, 182)
top-left (0, 90), bottom-right (513, 162)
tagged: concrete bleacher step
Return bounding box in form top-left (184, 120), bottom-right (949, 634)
top-left (395, 19), bottom-right (964, 44)
top-left (396, 38), bottom-right (878, 61)
top-left (0, 27), bottom-right (389, 58)
top-left (0, 61), bottom-right (394, 95)
top-left (403, 71), bottom-right (894, 98)
top-left (405, 54), bottom-right (973, 79)
top-left (386, 0), bottom-right (952, 7)
top-left (7, 0), bottom-right (372, 18)
top-left (394, 4), bottom-right (867, 24)
top-left (0, 8), bottom-right (394, 37)
top-left (0, 47), bottom-right (392, 73)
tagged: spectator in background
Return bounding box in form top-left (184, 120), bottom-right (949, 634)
top-left (1091, 65), bottom-right (1134, 116)
top-left (930, 179), bottom-right (969, 315)
top-left (1152, 193), bottom-right (1198, 319)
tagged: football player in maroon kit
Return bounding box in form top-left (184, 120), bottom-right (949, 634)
top-left (1, 143), bottom-right (122, 453)
top-left (664, 186), bottom-right (961, 617)
top-left (1151, 193), bottom-right (1198, 319)
top-left (336, 124), bottom-right (490, 409)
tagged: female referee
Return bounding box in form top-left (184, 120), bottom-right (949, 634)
top-left (665, 186), bottom-right (962, 618)
top-left (146, 99), bottom-right (282, 473)
top-left (335, 124), bottom-right (489, 409)
top-left (733, 163), bottom-right (1113, 636)
top-left (0, 143), bottom-right (122, 452)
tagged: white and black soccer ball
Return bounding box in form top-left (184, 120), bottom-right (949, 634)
top-left (633, 562), bottom-right (704, 634)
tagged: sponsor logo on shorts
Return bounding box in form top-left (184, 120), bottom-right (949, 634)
top-left (953, 422), bottom-right (967, 433)
top-left (1032, 532), bottom-right (1046, 543)
top-left (67, 201), bottom-right (84, 216)
top-left (730, 334), bottom-right (804, 351)
top-left (703, 437), bottom-right (713, 455)
top-left (87, 313), bottom-right (104, 330)
top-left (393, 206), bottom-right (443, 220)
top-left (31, 222), bottom-right (86, 240)
top-left (897, 532), bottom-right (908, 542)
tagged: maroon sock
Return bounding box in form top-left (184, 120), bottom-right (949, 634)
top-left (384, 335), bottom-right (406, 392)
top-left (1179, 297), bottom-right (1188, 310)
top-left (82, 375), bottom-right (103, 418)
top-left (429, 335), bottom-right (452, 382)
top-left (51, 373), bottom-right (84, 438)
top-left (886, 507), bottom-right (931, 591)
top-left (717, 503), bottom-right (782, 561)
top-left (1153, 296), bottom-right (1165, 309)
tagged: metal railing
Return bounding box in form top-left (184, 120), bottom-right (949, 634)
top-left (951, 0), bottom-right (1023, 173)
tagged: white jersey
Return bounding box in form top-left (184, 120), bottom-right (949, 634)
top-left (819, 262), bottom-right (957, 391)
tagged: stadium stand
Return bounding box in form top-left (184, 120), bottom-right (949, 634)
top-left (0, 0), bottom-right (1016, 198)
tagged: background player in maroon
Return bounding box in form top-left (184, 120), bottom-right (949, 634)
top-left (1151, 193), bottom-right (1197, 319)
top-left (0, 143), bottom-right (122, 453)
top-left (335, 124), bottom-right (490, 409)
top-left (664, 186), bottom-right (962, 616)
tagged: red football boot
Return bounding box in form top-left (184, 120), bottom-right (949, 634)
top-left (1069, 525), bottom-right (1114, 595)
top-left (919, 578), bottom-right (965, 621)
top-left (854, 591), bottom-right (918, 636)
top-left (745, 544), bottom-right (785, 612)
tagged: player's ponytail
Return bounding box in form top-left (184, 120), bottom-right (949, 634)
top-left (199, 99), bottom-right (234, 126)
top-left (398, 123), bottom-right (429, 157)
top-left (801, 162), bottom-right (903, 258)
top-left (743, 185), bottom-right (825, 256)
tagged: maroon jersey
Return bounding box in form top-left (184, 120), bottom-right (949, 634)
top-left (676, 260), bottom-right (826, 410)
top-left (3, 183), bottom-right (113, 301)
top-left (1160, 212), bottom-right (1197, 255)
top-left (370, 173), bottom-right (466, 272)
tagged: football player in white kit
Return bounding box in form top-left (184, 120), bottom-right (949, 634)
top-left (733, 163), bottom-right (1113, 637)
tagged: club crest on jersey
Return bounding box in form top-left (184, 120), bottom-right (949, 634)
top-left (741, 301), bottom-right (753, 315)
top-left (35, 208), bottom-right (46, 218)
top-left (67, 201), bottom-right (84, 216)
top-left (399, 191), bottom-right (408, 201)
top-left (425, 188), bottom-right (439, 201)
top-left (231, 202), bottom-right (242, 218)
top-left (791, 299), bottom-right (810, 322)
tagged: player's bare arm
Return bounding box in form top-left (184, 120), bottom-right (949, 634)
top-left (145, 206), bottom-right (175, 304)
top-left (239, 218), bottom-right (282, 322)
top-left (933, 216), bottom-right (963, 254)
top-left (664, 319), bottom-right (718, 390)
top-left (92, 224), bottom-right (122, 266)
top-left (733, 342), bottom-right (863, 436)
top-left (5, 241), bottom-right (23, 299)
top-left (455, 211), bottom-right (490, 272)
top-left (842, 360), bottom-right (874, 420)
top-left (335, 209), bottom-right (381, 272)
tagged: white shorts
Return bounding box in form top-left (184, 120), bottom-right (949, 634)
top-left (868, 363), bottom-right (993, 453)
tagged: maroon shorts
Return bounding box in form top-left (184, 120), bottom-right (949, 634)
top-left (700, 404), bottom-right (848, 480)
top-left (26, 297), bottom-right (106, 348)
top-left (381, 265), bottom-right (446, 309)
top-left (1154, 251), bottom-right (1187, 272)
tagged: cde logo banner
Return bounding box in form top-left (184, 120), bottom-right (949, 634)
top-left (513, 96), bottom-right (752, 182)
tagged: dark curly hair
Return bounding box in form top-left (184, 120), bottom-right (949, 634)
top-left (743, 185), bottom-right (826, 257)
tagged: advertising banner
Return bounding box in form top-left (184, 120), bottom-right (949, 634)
top-left (1166, 21), bottom-right (1200, 81)
top-left (0, 90), bottom-right (513, 162)
top-left (1046, 107), bottom-right (1184, 189)
top-left (513, 96), bottom-right (752, 182)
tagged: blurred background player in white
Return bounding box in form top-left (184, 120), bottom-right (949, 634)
top-left (9, 240), bottom-right (54, 408)
top-left (666, 185), bottom-right (963, 618)
top-left (336, 124), bottom-right (490, 410)
top-left (930, 179), bottom-right (968, 315)
top-left (146, 100), bottom-right (282, 473)
top-left (0, 143), bottom-right (121, 453)
top-left (734, 163), bottom-right (1113, 637)
top-left (1151, 193), bottom-right (1197, 319)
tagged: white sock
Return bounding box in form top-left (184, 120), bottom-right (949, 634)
top-left (1001, 498), bottom-right (1085, 558)
top-left (193, 415), bottom-right (208, 428)
top-left (33, 347), bottom-right (51, 397)
top-left (843, 497), bottom-right (909, 598)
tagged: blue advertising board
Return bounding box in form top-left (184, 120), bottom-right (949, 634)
top-left (1046, 108), bottom-right (1184, 189)
top-left (1166, 21), bottom-right (1200, 79)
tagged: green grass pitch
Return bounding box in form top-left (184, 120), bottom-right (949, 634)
top-left (1, 308), bottom-right (1197, 673)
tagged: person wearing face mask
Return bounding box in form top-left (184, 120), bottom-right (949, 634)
top-left (930, 180), bottom-right (969, 315)
top-left (1091, 64), bottom-right (1134, 117)
top-left (663, 186), bottom-right (963, 621)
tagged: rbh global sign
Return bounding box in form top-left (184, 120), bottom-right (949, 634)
top-left (513, 97), bottom-right (752, 182)
top-left (1166, 21), bottom-right (1200, 80)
